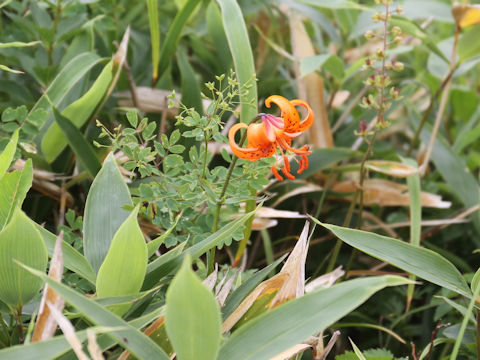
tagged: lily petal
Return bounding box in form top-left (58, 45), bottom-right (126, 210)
top-left (290, 99), bottom-right (314, 132)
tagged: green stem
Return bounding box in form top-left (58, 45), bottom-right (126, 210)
top-left (0, 312), bottom-right (11, 346)
top-left (48, 0), bottom-right (62, 66)
top-left (207, 128), bottom-right (248, 274)
top-left (450, 283), bottom-right (480, 359)
top-left (14, 306), bottom-right (23, 344)
top-left (202, 134), bottom-right (209, 179)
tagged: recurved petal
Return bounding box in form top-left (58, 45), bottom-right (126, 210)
top-left (228, 123), bottom-right (276, 161)
top-left (265, 95), bottom-right (300, 133)
top-left (290, 99), bottom-right (314, 132)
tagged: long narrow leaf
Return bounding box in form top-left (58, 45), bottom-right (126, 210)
top-left (312, 218), bottom-right (471, 297)
top-left (147, 0), bottom-right (160, 83)
top-left (156, 0), bottom-right (201, 81)
top-left (50, 105), bottom-right (101, 178)
top-left (19, 264), bottom-right (170, 360)
top-left (218, 276), bottom-right (411, 360)
top-left (217, 0), bottom-right (257, 123)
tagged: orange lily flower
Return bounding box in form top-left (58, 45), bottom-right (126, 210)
top-left (228, 95), bottom-right (314, 181)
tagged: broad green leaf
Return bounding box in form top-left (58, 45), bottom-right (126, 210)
top-left (300, 54), bottom-right (345, 79)
top-left (49, 105), bottom-right (101, 177)
top-left (147, 0), bottom-right (160, 82)
top-left (0, 128), bottom-right (18, 181)
top-left (217, 0), bottom-right (257, 123)
top-left (41, 61), bottom-right (114, 163)
top-left (458, 23), bottom-right (480, 62)
top-left (19, 264), bottom-right (170, 360)
top-left (0, 306), bottom-right (165, 360)
top-left (83, 153), bottom-right (133, 273)
top-left (31, 52), bottom-right (102, 115)
top-left (0, 208), bottom-right (47, 308)
top-left (0, 158), bottom-right (33, 231)
top-left (312, 219), bottom-right (471, 297)
top-left (36, 225), bottom-right (95, 284)
top-left (206, 2), bottom-right (233, 72)
top-left (157, 0), bottom-right (201, 81)
top-left (222, 255), bottom-right (287, 320)
top-left (178, 48), bottom-right (203, 115)
top-left (144, 210), bottom-right (256, 289)
top-left (218, 276), bottom-right (411, 360)
top-left (96, 205), bottom-right (147, 313)
top-left (295, 147), bottom-right (360, 179)
top-left (147, 213), bottom-right (181, 258)
top-left (166, 256), bottom-right (221, 360)
top-left (42, 28), bottom-right (129, 162)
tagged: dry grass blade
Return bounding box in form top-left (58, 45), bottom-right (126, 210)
top-left (216, 271), bottom-right (238, 307)
top-left (203, 263), bottom-right (218, 291)
top-left (305, 266), bottom-right (344, 293)
top-left (270, 343), bottom-right (311, 360)
top-left (32, 232), bottom-right (65, 342)
top-left (332, 179), bottom-right (451, 208)
top-left (316, 330), bottom-right (341, 360)
top-left (270, 221), bottom-right (309, 306)
top-left (87, 329), bottom-right (105, 360)
top-left (221, 273), bottom-right (289, 333)
top-left (287, 9), bottom-right (333, 148)
top-left (46, 302), bottom-right (90, 360)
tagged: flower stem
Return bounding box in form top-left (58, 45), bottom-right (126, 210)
top-left (207, 129), bottom-right (248, 274)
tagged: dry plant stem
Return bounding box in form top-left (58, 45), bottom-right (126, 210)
top-left (418, 28), bottom-right (459, 176)
top-left (123, 61), bottom-right (139, 109)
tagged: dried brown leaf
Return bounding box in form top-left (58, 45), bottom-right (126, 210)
top-left (305, 266), bottom-right (344, 293)
top-left (332, 179), bottom-right (451, 208)
top-left (270, 343), bottom-right (311, 360)
top-left (365, 160), bottom-right (419, 178)
top-left (32, 232), bottom-right (65, 342)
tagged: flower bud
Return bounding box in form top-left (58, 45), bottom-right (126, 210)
top-left (376, 48), bottom-right (385, 59)
top-left (365, 30), bottom-right (375, 39)
top-left (391, 26), bottom-right (402, 36)
top-left (392, 61), bottom-right (404, 71)
top-left (396, 5), bottom-right (403, 14)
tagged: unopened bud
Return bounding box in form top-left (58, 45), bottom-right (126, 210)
top-left (376, 48), bottom-right (384, 59)
top-left (391, 26), bottom-right (402, 36)
top-left (359, 120), bottom-right (367, 132)
top-left (365, 30), bottom-right (375, 39)
top-left (389, 87), bottom-right (400, 99)
top-left (396, 5), bottom-right (403, 14)
top-left (392, 61), bottom-right (404, 71)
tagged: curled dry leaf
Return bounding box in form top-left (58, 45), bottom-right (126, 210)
top-left (365, 160), bottom-right (419, 178)
top-left (46, 302), bottom-right (89, 360)
top-left (330, 90), bottom-right (350, 109)
top-left (234, 207), bottom-right (307, 231)
top-left (222, 222), bottom-right (311, 332)
top-left (32, 232), bottom-right (65, 342)
top-left (305, 266), bottom-right (345, 293)
top-left (332, 179), bottom-right (451, 208)
top-left (272, 183), bottom-right (323, 207)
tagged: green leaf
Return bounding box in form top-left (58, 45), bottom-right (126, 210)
top-left (312, 219), bottom-right (471, 297)
top-left (0, 306), bottom-right (165, 359)
top-left (300, 54), bottom-right (345, 79)
top-left (19, 264), bottom-right (170, 360)
top-left (178, 48), bottom-right (204, 115)
top-left (0, 159), bottom-right (33, 231)
top-left (206, 2), bottom-right (233, 72)
top-left (49, 105), bottom-right (101, 178)
top-left (217, 0), bottom-right (257, 123)
top-left (147, 213), bottom-right (181, 258)
top-left (41, 60), bottom-right (116, 163)
top-left (147, 0), bottom-right (160, 82)
top-left (389, 16), bottom-right (448, 63)
top-left (0, 128), bottom-right (19, 181)
top-left (295, 147), bottom-right (360, 178)
top-left (0, 40), bottom-right (40, 48)
top-left (144, 209), bottom-right (256, 289)
top-left (0, 209), bottom-right (47, 308)
top-left (296, 0), bottom-right (368, 10)
top-left (157, 0), bottom-right (201, 80)
top-left (31, 52), bottom-right (102, 115)
top-left (83, 153), bottom-right (133, 273)
top-left (96, 205), bottom-right (147, 313)
top-left (458, 23), bottom-right (480, 62)
top-left (222, 255), bottom-right (287, 320)
top-left (166, 256), bottom-right (221, 360)
top-left (37, 225), bottom-right (95, 284)
top-left (0, 64), bottom-right (24, 74)
top-left (218, 276), bottom-right (411, 360)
